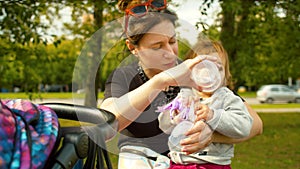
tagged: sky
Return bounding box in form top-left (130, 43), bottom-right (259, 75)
top-left (170, 0), bottom-right (220, 26)
top-left (169, 0), bottom-right (221, 45)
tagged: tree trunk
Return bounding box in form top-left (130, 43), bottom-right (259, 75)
top-left (220, 1), bottom-right (236, 61)
top-left (84, 0), bottom-right (103, 107)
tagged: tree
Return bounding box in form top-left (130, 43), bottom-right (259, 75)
top-left (0, 0), bottom-right (51, 45)
top-left (197, 0), bottom-right (300, 90)
top-left (1, 1), bottom-right (121, 106)
top-left (61, 0), bottom-right (120, 107)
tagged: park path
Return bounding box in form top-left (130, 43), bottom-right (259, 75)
top-left (253, 108), bottom-right (300, 113)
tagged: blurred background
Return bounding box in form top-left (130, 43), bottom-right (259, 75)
top-left (1, 1), bottom-right (300, 168)
top-left (1, 0), bottom-right (299, 103)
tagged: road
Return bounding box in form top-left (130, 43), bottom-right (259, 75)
top-left (243, 98), bottom-right (300, 113)
top-left (32, 98), bottom-right (300, 113)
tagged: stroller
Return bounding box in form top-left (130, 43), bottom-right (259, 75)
top-left (0, 99), bottom-right (118, 169)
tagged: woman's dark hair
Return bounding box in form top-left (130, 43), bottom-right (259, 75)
top-left (118, 0), bottom-right (178, 45)
top-left (126, 9), bottom-right (178, 45)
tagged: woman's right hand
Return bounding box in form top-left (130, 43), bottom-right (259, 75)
top-left (159, 55), bottom-right (218, 89)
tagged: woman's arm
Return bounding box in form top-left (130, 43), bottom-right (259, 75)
top-left (100, 74), bottom-right (166, 131)
top-left (100, 56), bottom-right (205, 131)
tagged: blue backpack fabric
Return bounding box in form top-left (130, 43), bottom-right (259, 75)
top-left (0, 99), bottom-right (59, 169)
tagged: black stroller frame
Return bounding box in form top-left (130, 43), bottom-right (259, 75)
top-left (42, 103), bottom-right (118, 169)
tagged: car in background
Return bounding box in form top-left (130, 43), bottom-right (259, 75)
top-left (256, 84), bottom-right (300, 104)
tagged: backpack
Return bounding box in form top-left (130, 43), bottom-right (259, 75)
top-left (0, 99), bottom-right (59, 169)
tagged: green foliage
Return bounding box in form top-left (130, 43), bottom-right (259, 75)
top-left (0, 0), bottom-right (50, 44)
top-left (0, 1), bottom-right (122, 100)
top-left (201, 0), bottom-right (300, 90)
top-left (1, 0), bottom-right (299, 95)
top-left (0, 39), bottom-right (41, 91)
top-left (178, 39), bottom-right (192, 60)
top-left (0, 37), bottom-right (82, 93)
top-left (237, 1), bottom-right (299, 89)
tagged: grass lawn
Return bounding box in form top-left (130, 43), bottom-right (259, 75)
top-left (238, 91), bottom-right (257, 98)
top-left (0, 91), bottom-right (259, 99)
top-left (231, 113), bottom-right (300, 169)
top-left (251, 103), bottom-right (300, 109)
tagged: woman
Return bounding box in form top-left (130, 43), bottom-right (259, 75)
top-left (100, 0), bottom-right (262, 168)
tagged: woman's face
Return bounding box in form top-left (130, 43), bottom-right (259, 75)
top-left (135, 20), bottom-right (178, 73)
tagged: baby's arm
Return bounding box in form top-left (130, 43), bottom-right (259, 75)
top-left (211, 91), bottom-right (253, 139)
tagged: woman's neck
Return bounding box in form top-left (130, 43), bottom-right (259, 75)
top-left (143, 68), bottom-right (163, 79)
top-left (138, 62), bottom-right (161, 79)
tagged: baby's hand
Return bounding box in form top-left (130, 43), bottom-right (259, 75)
top-left (194, 102), bottom-right (214, 122)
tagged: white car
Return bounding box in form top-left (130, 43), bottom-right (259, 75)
top-left (256, 84), bottom-right (300, 104)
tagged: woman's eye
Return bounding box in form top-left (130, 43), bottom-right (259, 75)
top-left (169, 39), bottom-right (177, 44)
top-left (170, 40), bottom-right (176, 44)
top-left (151, 44), bottom-right (161, 50)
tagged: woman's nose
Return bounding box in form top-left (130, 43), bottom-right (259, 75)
top-left (163, 44), bottom-right (176, 58)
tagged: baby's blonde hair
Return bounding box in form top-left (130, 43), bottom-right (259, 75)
top-left (185, 40), bottom-right (233, 89)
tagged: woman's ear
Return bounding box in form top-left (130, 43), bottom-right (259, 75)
top-left (125, 39), bottom-right (137, 55)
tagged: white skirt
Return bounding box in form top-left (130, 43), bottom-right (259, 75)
top-left (118, 145), bottom-right (170, 169)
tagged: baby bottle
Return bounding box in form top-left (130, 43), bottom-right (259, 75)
top-left (191, 59), bottom-right (224, 93)
top-left (168, 88), bottom-right (196, 152)
top-left (168, 120), bottom-right (194, 151)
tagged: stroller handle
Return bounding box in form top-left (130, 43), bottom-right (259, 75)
top-left (42, 102), bottom-right (118, 142)
top-left (42, 102), bottom-right (115, 124)
top-left (42, 103), bottom-right (118, 169)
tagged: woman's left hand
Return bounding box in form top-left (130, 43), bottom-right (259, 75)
top-left (180, 117), bottom-right (213, 154)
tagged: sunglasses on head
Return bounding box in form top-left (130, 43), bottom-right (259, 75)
top-left (125, 0), bottom-right (167, 17)
top-left (124, 0), bottom-right (167, 35)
